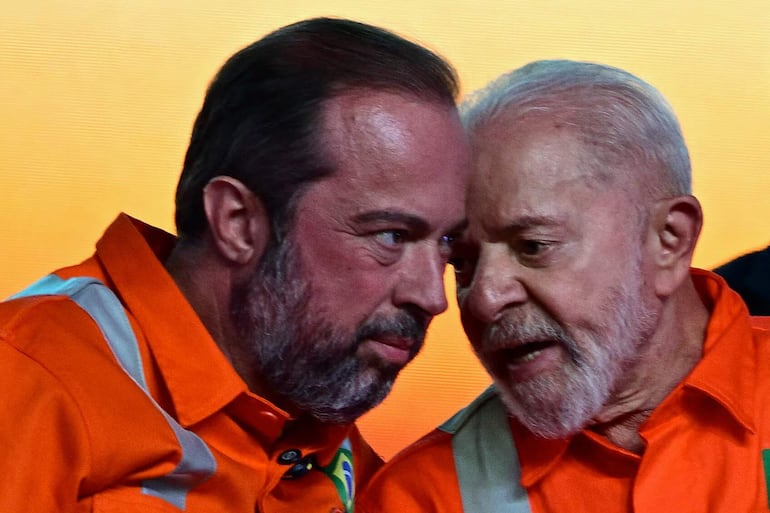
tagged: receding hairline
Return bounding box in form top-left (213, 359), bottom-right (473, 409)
top-left (318, 86), bottom-right (460, 167)
top-left (469, 108), bottom-right (663, 239)
top-left (460, 60), bottom-right (692, 202)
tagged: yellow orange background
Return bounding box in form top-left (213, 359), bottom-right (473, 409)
top-left (2, 1), bottom-right (769, 459)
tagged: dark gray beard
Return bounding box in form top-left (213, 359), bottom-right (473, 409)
top-left (230, 238), bottom-right (426, 424)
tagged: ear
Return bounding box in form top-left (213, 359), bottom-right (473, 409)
top-left (202, 176), bottom-right (270, 266)
top-left (647, 194), bottom-right (703, 297)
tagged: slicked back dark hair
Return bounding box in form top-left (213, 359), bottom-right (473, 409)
top-left (175, 17), bottom-right (459, 243)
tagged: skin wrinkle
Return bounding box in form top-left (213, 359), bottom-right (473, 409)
top-left (475, 247), bottom-right (656, 439)
top-left (460, 120), bottom-right (663, 445)
top-left (452, 60), bottom-right (710, 457)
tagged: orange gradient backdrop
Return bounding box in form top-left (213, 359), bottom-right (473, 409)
top-left (3, 1), bottom-right (769, 459)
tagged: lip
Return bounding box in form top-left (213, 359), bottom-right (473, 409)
top-left (363, 336), bottom-right (416, 367)
top-left (503, 340), bottom-right (554, 359)
top-left (489, 340), bottom-right (561, 383)
top-left (375, 335), bottom-right (414, 350)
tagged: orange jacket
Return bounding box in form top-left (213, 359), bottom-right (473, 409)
top-left (0, 214), bottom-right (382, 513)
top-left (359, 270), bottom-right (770, 513)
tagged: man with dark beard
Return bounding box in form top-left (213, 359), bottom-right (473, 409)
top-left (0, 18), bottom-right (470, 513)
top-left (359, 60), bottom-right (770, 513)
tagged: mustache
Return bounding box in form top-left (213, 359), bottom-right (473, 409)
top-left (355, 309), bottom-right (429, 357)
top-left (483, 309), bottom-right (574, 354)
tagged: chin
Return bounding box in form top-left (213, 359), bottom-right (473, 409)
top-left (306, 368), bottom-right (395, 424)
top-left (494, 371), bottom-right (601, 440)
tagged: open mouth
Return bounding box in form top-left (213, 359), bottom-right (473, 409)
top-left (496, 340), bottom-right (556, 364)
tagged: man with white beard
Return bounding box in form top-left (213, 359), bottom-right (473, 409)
top-left (359, 60), bottom-right (770, 513)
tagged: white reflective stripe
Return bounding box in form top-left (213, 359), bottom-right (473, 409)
top-left (10, 275), bottom-right (217, 510)
top-left (10, 275), bottom-right (149, 389)
top-left (439, 386), bottom-right (532, 513)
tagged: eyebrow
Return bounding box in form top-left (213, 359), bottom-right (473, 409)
top-left (353, 210), bottom-right (467, 235)
top-left (497, 214), bottom-right (562, 238)
top-left (449, 218), bottom-right (469, 235)
top-left (505, 214), bottom-right (561, 230)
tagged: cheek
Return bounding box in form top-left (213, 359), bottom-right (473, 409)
top-left (533, 270), bottom-right (612, 322)
top-left (459, 308), bottom-right (485, 349)
top-left (307, 265), bottom-right (393, 319)
top-left (306, 244), bottom-right (391, 288)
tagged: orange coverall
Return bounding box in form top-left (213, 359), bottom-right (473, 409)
top-left (359, 270), bottom-right (770, 513)
top-left (0, 214), bottom-right (382, 513)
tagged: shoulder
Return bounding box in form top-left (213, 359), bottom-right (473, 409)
top-left (357, 428), bottom-right (461, 513)
top-left (0, 294), bottom-right (175, 489)
top-left (751, 316), bottom-right (770, 332)
top-left (0, 296), bottom-right (93, 406)
top-left (1, 294), bottom-right (107, 349)
top-left (0, 295), bottom-right (98, 500)
top-left (0, 287), bottom-right (148, 393)
top-left (748, 318), bottom-right (770, 363)
top-left (347, 423), bottom-right (385, 487)
top-left (0, 294), bottom-right (126, 387)
top-left (389, 427), bottom-right (456, 469)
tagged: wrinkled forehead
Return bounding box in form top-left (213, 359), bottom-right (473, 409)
top-left (472, 111), bottom-right (651, 201)
top-left (465, 116), bottom-right (641, 233)
top-left (471, 118), bottom-right (603, 191)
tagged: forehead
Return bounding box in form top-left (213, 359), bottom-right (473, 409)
top-left (306, 90), bottom-right (470, 222)
top-left (468, 117), bottom-right (628, 233)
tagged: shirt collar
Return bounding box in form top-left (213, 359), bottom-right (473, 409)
top-left (515, 268), bottom-right (759, 486)
top-left (94, 214), bottom-right (284, 429)
top-left (682, 268), bottom-right (756, 432)
top-left (512, 419), bottom-right (570, 487)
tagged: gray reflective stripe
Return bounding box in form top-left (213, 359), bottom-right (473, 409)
top-left (11, 274), bottom-right (217, 510)
top-left (11, 275), bottom-right (149, 390)
top-left (439, 386), bottom-right (531, 513)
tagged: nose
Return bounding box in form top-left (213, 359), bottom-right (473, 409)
top-left (394, 243), bottom-right (449, 316)
top-left (458, 245), bottom-right (527, 325)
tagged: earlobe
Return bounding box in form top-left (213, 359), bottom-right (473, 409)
top-left (203, 176), bottom-right (270, 266)
top-left (650, 195), bottom-right (703, 297)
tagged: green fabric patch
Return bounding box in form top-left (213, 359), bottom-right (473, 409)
top-left (762, 449), bottom-right (770, 509)
top-left (322, 438), bottom-right (355, 513)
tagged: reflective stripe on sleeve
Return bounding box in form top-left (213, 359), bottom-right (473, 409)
top-left (10, 274), bottom-right (217, 510)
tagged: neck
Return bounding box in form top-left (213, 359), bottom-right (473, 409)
top-left (589, 278), bottom-right (709, 454)
top-left (166, 239), bottom-right (289, 410)
top-left (165, 239), bottom-right (241, 363)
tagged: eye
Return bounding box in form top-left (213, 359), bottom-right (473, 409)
top-left (440, 233), bottom-right (458, 247)
top-left (449, 244), bottom-right (477, 289)
top-left (514, 238), bottom-right (557, 267)
top-left (518, 239), bottom-right (549, 257)
top-left (438, 232), bottom-right (461, 259)
top-left (373, 229), bottom-right (407, 248)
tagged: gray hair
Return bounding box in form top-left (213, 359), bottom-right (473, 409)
top-left (461, 60), bottom-right (692, 197)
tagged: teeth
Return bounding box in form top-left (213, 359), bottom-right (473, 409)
top-left (517, 348), bottom-right (543, 362)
